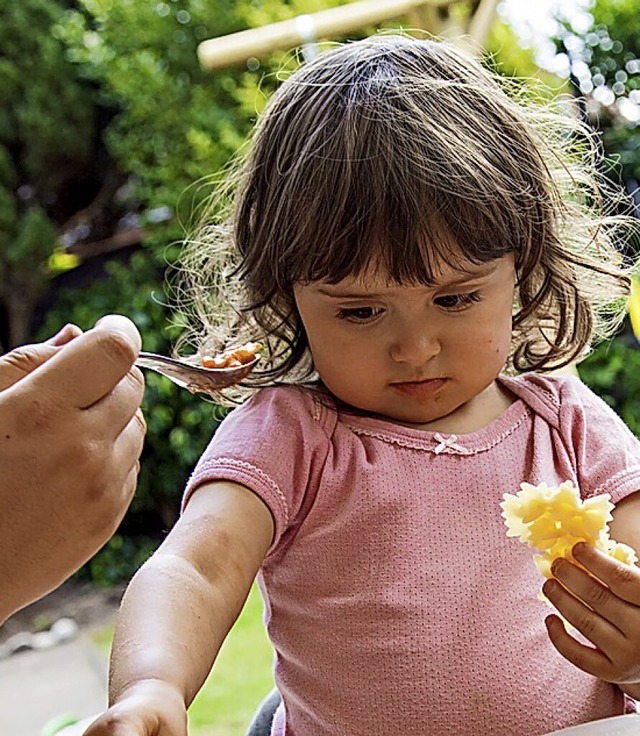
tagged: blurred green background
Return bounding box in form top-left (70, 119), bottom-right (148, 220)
top-left (2, 0), bottom-right (639, 596)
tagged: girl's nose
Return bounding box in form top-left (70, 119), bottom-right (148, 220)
top-left (389, 326), bottom-right (441, 364)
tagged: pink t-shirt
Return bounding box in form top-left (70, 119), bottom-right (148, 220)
top-left (185, 374), bottom-right (640, 736)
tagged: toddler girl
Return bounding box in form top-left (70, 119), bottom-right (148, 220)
top-left (87, 34), bottom-right (640, 736)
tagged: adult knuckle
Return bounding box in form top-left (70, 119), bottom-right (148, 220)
top-left (132, 408), bottom-right (147, 439)
top-left (128, 366), bottom-right (146, 401)
top-left (136, 407), bottom-right (147, 430)
top-left (74, 441), bottom-right (111, 489)
top-left (3, 346), bottom-right (39, 374)
top-left (114, 367), bottom-right (145, 409)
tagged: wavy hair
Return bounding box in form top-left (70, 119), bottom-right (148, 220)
top-left (176, 33), bottom-right (635, 402)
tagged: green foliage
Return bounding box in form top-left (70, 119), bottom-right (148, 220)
top-left (579, 331), bottom-right (640, 437)
top-left (554, 0), bottom-right (640, 177)
top-left (486, 17), bottom-right (569, 95)
top-left (88, 533), bottom-right (158, 588)
top-left (188, 585), bottom-right (274, 735)
top-left (0, 0), bottom-right (98, 346)
top-left (548, 0), bottom-right (640, 434)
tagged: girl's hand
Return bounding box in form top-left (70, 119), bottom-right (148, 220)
top-left (83, 679), bottom-right (188, 736)
top-left (543, 542), bottom-right (640, 690)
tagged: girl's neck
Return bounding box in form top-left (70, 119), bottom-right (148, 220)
top-left (404, 379), bottom-right (516, 435)
top-left (329, 379), bottom-right (516, 435)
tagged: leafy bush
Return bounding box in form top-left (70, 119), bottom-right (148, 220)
top-left (579, 326), bottom-right (640, 438)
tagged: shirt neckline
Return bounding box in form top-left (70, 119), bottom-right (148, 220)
top-left (338, 376), bottom-right (531, 454)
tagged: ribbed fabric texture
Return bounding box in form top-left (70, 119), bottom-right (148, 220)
top-left (185, 374), bottom-right (640, 736)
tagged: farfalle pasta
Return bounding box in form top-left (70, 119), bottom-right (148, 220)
top-left (501, 481), bottom-right (638, 578)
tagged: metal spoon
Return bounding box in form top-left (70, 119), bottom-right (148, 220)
top-left (135, 351), bottom-right (259, 396)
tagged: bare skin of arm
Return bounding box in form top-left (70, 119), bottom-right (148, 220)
top-left (85, 480), bottom-right (274, 736)
top-left (0, 316), bottom-right (146, 623)
top-left (543, 490), bottom-right (640, 701)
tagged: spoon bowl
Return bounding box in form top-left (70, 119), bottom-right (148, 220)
top-left (136, 351), bottom-right (259, 396)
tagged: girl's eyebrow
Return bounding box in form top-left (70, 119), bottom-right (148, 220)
top-left (314, 262), bottom-right (501, 298)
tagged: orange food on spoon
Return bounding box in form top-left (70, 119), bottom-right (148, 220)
top-left (201, 342), bottom-right (262, 369)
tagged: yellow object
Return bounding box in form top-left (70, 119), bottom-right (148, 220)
top-left (630, 277), bottom-right (640, 342)
top-left (501, 481), bottom-right (637, 578)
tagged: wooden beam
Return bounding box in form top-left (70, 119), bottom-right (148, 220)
top-left (465, 0), bottom-right (501, 49)
top-left (198, 0), bottom-right (462, 71)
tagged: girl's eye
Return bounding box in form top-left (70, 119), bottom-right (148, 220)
top-left (434, 291), bottom-right (482, 310)
top-left (336, 306), bottom-right (384, 323)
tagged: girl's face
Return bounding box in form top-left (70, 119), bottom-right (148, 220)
top-left (293, 254), bottom-right (516, 431)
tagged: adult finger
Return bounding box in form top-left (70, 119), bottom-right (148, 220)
top-left (72, 410), bottom-right (145, 522)
top-left (111, 410), bottom-right (147, 485)
top-left (107, 461), bottom-right (143, 532)
top-left (93, 314), bottom-right (142, 354)
top-left (85, 363), bottom-right (146, 440)
top-left (0, 324), bottom-right (84, 391)
top-left (27, 315), bottom-right (143, 409)
top-left (46, 323), bottom-right (83, 346)
top-left (0, 343), bottom-right (60, 392)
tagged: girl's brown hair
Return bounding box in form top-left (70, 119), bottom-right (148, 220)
top-left (177, 33), bottom-right (635, 398)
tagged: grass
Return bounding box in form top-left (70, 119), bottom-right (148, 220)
top-left (92, 584), bottom-right (275, 736)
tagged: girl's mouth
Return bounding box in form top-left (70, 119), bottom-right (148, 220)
top-left (391, 378), bottom-right (448, 399)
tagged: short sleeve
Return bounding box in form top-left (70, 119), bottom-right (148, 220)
top-left (558, 376), bottom-right (640, 504)
top-left (182, 386), bottom-right (334, 554)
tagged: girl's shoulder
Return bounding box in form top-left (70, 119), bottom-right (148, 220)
top-left (224, 384), bottom-right (339, 439)
top-left (503, 372), bottom-right (640, 502)
top-left (501, 371), bottom-right (637, 442)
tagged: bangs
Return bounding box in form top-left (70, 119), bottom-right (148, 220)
top-left (283, 146), bottom-right (512, 287)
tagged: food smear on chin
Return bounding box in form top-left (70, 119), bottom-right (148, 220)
top-left (500, 480), bottom-right (637, 580)
top-left (201, 342), bottom-right (262, 369)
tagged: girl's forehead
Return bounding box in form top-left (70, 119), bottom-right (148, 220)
top-left (316, 255), bottom-right (510, 291)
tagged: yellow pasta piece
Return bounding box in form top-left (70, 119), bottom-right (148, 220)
top-left (500, 480), bottom-right (638, 578)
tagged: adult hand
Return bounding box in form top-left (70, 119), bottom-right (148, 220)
top-left (0, 315), bottom-right (146, 622)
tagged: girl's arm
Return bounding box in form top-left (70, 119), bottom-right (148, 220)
top-left (86, 480), bottom-right (274, 736)
top-left (543, 489), bottom-right (640, 701)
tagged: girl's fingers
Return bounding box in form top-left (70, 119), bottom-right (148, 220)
top-left (572, 542), bottom-right (640, 606)
top-left (548, 556), bottom-right (633, 629)
top-left (544, 614), bottom-right (613, 678)
top-left (542, 577), bottom-right (624, 657)
top-left (543, 568), bottom-right (640, 684)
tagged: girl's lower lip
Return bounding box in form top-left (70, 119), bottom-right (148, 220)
top-left (391, 378), bottom-right (447, 399)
